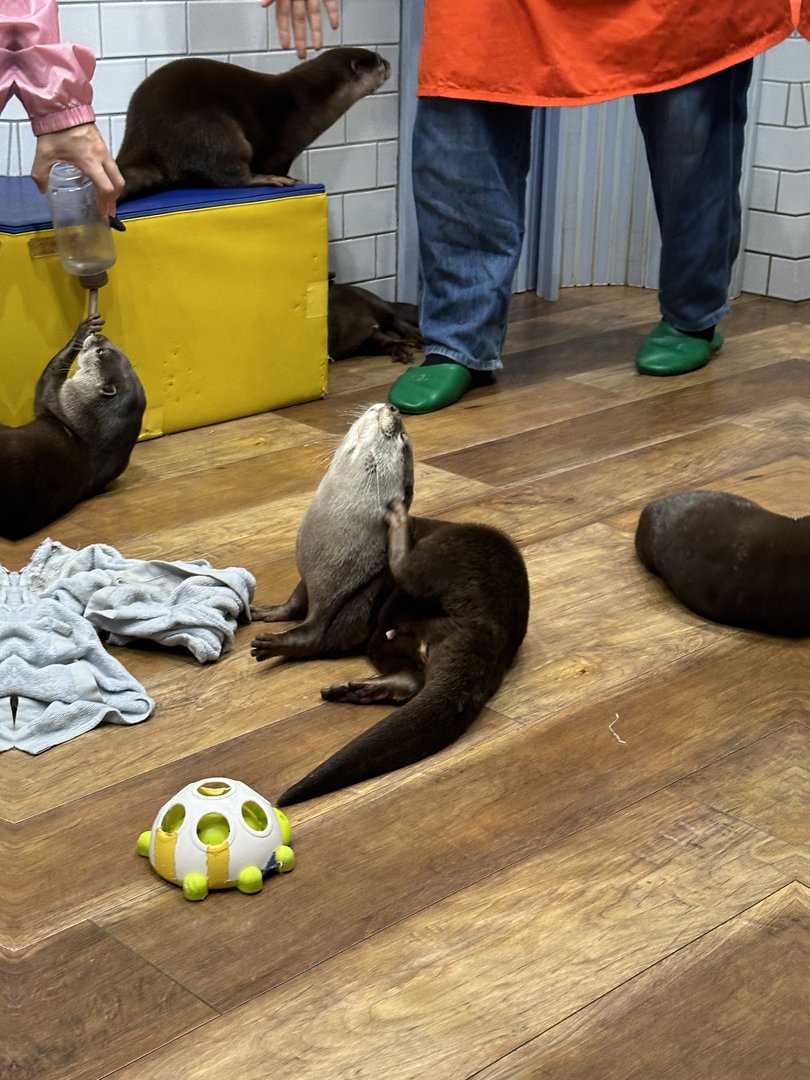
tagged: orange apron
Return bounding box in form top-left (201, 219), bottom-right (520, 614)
top-left (419, 1), bottom-right (797, 105)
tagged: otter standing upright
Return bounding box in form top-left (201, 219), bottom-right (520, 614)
top-left (1, 315), bottom-right (146, 540)
top-left (117, 48), bottom-right (391, 199)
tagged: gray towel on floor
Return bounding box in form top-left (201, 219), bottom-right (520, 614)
top-left (26, 540), bottom-right (255, 662)
top-left (1, 541), bottom-right (255, 753)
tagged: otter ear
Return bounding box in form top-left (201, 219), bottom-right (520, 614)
top-left (100, 384), bottom-right (117, 397)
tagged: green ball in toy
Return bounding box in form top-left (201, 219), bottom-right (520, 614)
top-left (237, 865), bottom-right (264, 894)
top-left (183, 872), bottom-right (209, 901)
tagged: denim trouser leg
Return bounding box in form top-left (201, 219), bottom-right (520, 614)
top-left (634, 59), bottom-right (753, 333)
top-left (412, 97), bottom-right (534, 371)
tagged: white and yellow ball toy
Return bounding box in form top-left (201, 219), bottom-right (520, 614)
top-left (137, 777), bottom-right (294, 900)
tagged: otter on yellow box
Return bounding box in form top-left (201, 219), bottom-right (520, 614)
top-left (0, 178), bottom-right (329, 436)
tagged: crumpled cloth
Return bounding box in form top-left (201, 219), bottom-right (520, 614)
top-left (0, 540), bottom-right (255, 753)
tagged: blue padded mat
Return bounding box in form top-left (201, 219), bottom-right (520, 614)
top-left (0, 176), bottom-right (325, 233)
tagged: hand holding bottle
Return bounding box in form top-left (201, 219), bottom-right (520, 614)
top-left (32, 123), bottom-right (124, 217)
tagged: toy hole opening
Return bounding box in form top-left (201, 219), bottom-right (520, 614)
top-left (161, 804), bottom-right (186, 834)
top-left (197, 812), bottom-right (230, 846)
top-left (242, 800), bottom-right (268, 832)
top-left (197, 781), bottom-right (231, 797)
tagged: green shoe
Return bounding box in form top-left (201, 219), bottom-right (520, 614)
top-left (635, 320), bottom-right (724, 376)
top-left (388, 363), bottom-right (472, 414)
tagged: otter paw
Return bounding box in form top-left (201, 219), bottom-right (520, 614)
top-left (385, 498), bottom-right (408, 526)
top-left (251, 604), bottom-right (284, 622)
top-left (321, 680), bottom-right (390, 704)
top-left (250, 633), bottom-right (281, 660)
top-left (77, 313), bottom-right (104, 338)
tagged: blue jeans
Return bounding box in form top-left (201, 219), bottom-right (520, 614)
top-left (412, 60), bottom-right (753, 369)
top-left (412, 98), bottom-right (534, 371)
top-left (634, 59), bottom-right (753, 333)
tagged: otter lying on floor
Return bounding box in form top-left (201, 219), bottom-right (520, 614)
top-left (328, 277), bottom-right (423, 363)
top-left (635, 489), bottom-right (810, 636)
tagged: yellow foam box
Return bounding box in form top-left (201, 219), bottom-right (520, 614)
top-left (0, 179), bottom-right (329, 436)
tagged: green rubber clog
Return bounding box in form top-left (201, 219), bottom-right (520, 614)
top-left (635, 320), bottom-right (724, 376)
top-left (388, 363), bottom-right (473, 414)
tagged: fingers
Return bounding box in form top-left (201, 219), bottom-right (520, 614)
top-left (32, 124), bottom-right (124, 217)
top-left (263, 0), bottom-right (340, 57)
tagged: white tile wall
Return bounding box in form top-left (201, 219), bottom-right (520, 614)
top-left (59, 4), bottom-right (102, 54)
top-left (377, 140), bottom-right (398, 186)
top-left (740, 250), bottom-right (770, 295)
top-left (341, 0), bottom-right (400, 46)
top-left (741, 34), bottom-right (810, 301)
top-left (749, 167), bottom-right (779, 211)
top-left (762, 34), bottom-right (810, 82)
top-left (758, 80), bottom-right (789, 125)
top-left (376, 231), bottom-right (397, 277)
top-left (777, 170), bottom-right (810, 214)
top-left (308, 143), bottom-right (378, 193)
top-left (4, 0), bottom-right (402, 295)
top-left (100, 3), bottom-right (188, 58)
top-left (343, 187), bottom-right (397, 236)
top-left (769, 255), bottom-right (809, 301)
top-left (328, 235), bottom-right (377, 281)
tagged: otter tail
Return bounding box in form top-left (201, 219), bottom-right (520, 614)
top-left (276, 675), bottom-right (489, 806)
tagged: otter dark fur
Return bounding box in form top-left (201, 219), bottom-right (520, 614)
top-left (328, 276), bottom-right (422, 363)
top-left (0, 316), bottom-right (146, 541)
top-left (250, 404), bottom-right (530, 804)
top-left (117, 48), bottom-right (390, 200)
top-left (635, 489), bottom-right (810, 637)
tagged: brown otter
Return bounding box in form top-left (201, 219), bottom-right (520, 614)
top-left (116, 48), bottom-right (391, 200)
top-left (635, 489), bottom-right (810, 636)
top-left (0, 315), bottom-right (146, 541)
top-left (250, 403), bottom-right (530, 804)
top-left (328, 276), bottom-right (423, 363)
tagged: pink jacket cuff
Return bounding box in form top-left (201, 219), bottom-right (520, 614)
top-left (31, 103), bottom-right (96, 135)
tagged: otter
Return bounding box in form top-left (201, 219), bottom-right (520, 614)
top-left (250, 403), bottom-right (530, 804)
top-left (635, 489), bottom-right (810, 637)
top-left (116, 48), bottom-right (391, 200)
top-left (0, 315), bottom-right (146, 541)
top-left (328, 276), bottom-right (423, 363)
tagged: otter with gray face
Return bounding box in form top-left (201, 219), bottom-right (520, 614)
top-left (635, 489), bottom-right (810, 637)
top-left (0, 315), bottom-right (146, 541)
top-left (117, 48), bottom-right (391, 200)
top-left (250, 403), bottom-right (530, 805)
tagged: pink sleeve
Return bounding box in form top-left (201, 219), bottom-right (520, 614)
top-left (0, 0), bottom-right (97, 134)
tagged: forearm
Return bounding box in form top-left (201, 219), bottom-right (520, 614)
top-left (0, 0), bottom-right (96, 131)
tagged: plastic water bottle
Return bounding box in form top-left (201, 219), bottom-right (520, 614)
top-left (46, 162), bottom-right (116, 288)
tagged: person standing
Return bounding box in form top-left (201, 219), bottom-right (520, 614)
top-left (388, 0), bottom-right (796, 414)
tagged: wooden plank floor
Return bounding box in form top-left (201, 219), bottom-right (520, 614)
top-left (2, 286), bottom-right (808, 1079)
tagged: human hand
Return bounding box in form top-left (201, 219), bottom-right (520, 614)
top-left (31, 123), bottom-right (125, 218)
top-left (261, 0), bottom-right (340, 59)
